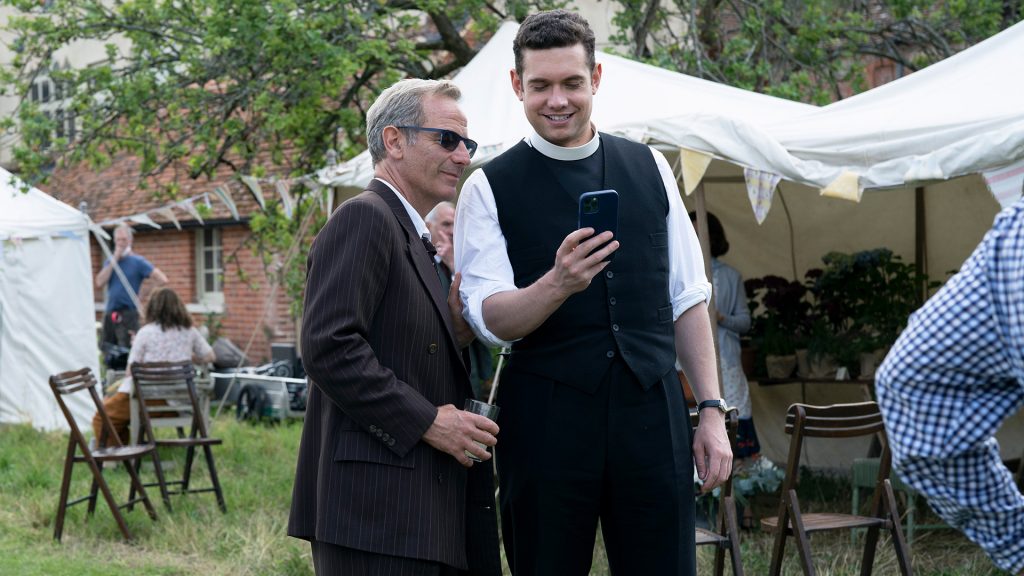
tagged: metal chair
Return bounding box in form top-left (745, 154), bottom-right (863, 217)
top-left (760, 401), bottom-right (912, 575)
top-left (692, 408), bottom-right (745, 576)
top-left (48, 368), bottom-right (158, 541)
top-left (131, 361), bottom-right (227, 513)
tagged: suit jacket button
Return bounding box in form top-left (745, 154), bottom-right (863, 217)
top-left (376, 430), bottom-right (383, 437)
top-left (382, 432), bottom-right (390, 441)
top-left (428, 343), bottom-right (438, 354)
top-left (369, 425), bottom-right (378, 433)
top-left (388, 438), bottom-right (396, 447)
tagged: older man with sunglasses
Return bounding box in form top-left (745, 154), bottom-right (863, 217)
top-left (289, 78), bottom-right (501, 576)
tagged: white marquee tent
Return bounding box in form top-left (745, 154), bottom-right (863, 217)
top-left (0, 169), bottom-right (99, 431)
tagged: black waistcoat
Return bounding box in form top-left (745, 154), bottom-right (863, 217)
top-left (483, 134), bottom-right (676, 391)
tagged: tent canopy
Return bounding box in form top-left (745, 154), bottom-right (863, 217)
top-left (326, 19), bottom-right (1024, 206)
top-left (1, 169), bottom-right (98, 431)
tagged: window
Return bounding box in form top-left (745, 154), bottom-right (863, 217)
top-left (28, 63), bottom-right (76, 147)
top-left (195, 228), bottom-right (224, 310)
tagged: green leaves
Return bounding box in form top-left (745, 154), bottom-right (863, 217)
top-left (607, 0), bottom-right (1018, 104)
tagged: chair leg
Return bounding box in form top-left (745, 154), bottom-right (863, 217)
top-left (87, 473), bottom-right (100, 517)
top-left (202, 444), bottom-right (227, 513)
top-left (859, 525), bottom-right (881, 576)
top-left (768, 500), bottom-right (790, 576)
top-left (53, 438), bottom-right (77, 541)
top-left (123, 459), bottom-right (159, 521)
top-left (787, 491), bottom-right (816, 576)
top-left (723, 496), bottom-right (744, 576)
top-left (84, 456), bottom-right (135, 541)
top-left (182, 444), bottom-right (196, 492)
top-left (905, 492), bottom-right (916, 546)
top-left (150, 447), bottom-right (174, 512)
top-left (883, 480), bottom-right (914, 576)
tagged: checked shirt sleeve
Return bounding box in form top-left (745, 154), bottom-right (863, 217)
top-left (876, 201), bottom-right (1024, 574)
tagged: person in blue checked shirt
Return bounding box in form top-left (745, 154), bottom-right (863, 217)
top-left (876, 198), bottom-right (1024, 576)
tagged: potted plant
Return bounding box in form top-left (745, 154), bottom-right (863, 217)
top-left (745, 275), bottom-right (811, 378)
top-left (805, 249), bottom-right (938, 378)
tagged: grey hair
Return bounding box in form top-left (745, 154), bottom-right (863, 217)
top-left (426, 201), bottom-right (456, 224)
top-left (366, 78), bottom-right (462, 166)
top-left (114, 223), bottom-right (134, 238)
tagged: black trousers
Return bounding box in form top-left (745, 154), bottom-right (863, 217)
top-left (101, 308), bottom-right (139, 348)
top-left (495, 358), bottom-right (696, 576)
top-left (311, 541), bottom-right (460, 576)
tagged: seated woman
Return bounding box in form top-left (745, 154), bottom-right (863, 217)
top-left (92, 287), bottom-right (215, 445)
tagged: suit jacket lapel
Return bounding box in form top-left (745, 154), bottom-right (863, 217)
top-left (367, 180), bottom-right (457, 346)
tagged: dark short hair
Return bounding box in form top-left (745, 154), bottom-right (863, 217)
top-left (689, 211), bottom-right (730, 258)
top-left (514, 10), bottom-right (596, 77)
top-left (144, 287), bottom-right (193, 331)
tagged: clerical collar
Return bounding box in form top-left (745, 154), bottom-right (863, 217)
top-left (527, 125), bottom-right (600, 161)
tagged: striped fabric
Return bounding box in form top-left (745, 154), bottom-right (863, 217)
top-left (288, 180), bottom-right (500, 575)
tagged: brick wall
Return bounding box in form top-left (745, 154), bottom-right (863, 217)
top-left (91, 224), bottom-right (297, 364)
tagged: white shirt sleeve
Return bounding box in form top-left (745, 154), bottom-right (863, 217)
top-left (652, 148), bottom-right (713, 319)
top-left (454, 147), bottom-right (711, 347)
top-left (454, 169), bottom-right (518, 348)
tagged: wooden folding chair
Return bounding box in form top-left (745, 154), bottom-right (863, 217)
top-left (48, 368), bottom-right (158, 541)
top-left (131, 361), bottom-right (227, 513)
top-left (760, 401), bottom-right (912, 576)
top-left (693, 408), bottom-right (744, 576)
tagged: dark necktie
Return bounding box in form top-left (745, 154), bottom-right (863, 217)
top-left (421, 234), bottom-right (444, 286)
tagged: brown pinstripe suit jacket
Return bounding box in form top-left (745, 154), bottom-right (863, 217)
top-left (288, 179), bottom-right (500, 574)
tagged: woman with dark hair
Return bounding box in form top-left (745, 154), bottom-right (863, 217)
top-left (92, 287), bottom-right (215, 444)
top-left (689, 211), bottom-right (761, 461)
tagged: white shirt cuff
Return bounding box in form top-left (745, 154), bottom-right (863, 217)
top-left (672, 281), bottom-right (712, 321)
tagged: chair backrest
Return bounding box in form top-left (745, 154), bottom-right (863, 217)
top-left (131, 361), bottom-right (206, 439)
top-left (49, 367), bottom-right (122, 447)
top-left (780, 402), bottom-right (891, 495)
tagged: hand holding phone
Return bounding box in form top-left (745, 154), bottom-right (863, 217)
top-left (578, 190), bottom-right (618, 261)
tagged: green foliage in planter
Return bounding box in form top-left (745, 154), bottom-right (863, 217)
top-left (806, 249), bottom-right (939, 356)
top-left (744, 275), bottom-right (811, 356)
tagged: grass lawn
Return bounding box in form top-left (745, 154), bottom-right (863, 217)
top-left (0, 418), bottom-right (1004, 575)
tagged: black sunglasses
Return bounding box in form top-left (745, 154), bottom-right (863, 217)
top-left (396, 126), bottom-right (478, 158)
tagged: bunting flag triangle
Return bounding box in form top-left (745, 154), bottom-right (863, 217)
top-left (679, 148), bottom-right (713, 196)
top-left (743, 168), bottom-right (782, 225)
top-left (820, 171), bottom-right (863, 202)
top-left (179, 198), bottom-right (204, 225)
top-left (276, 179), bottom-right (294, 219)
top-left (129, 212), bottom-right (161, 229)
top-left (981, 159), bottom-right (1024, 208)
top-left (213, 185), bottom-right (240, 220)
top-left (155, 205), bottom-right (182, 230)
top-left (241, 175), bottom-right (266, 211)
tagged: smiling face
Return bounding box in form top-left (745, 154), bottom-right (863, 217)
top-left (511, 44), bottom-right (601, 148)
top-left (380, 94), bottom-right (472, 216)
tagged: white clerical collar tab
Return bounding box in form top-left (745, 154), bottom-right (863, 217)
top-left (527, 127), bottom-right (600, 161)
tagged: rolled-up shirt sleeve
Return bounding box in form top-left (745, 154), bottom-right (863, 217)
top-left (454, 169), bottom-right (518, 348)
top-left (653, 149), bottom-right (712, 319)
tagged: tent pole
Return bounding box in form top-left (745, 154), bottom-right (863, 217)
top-left (915, 186), bottom-right (927, 305)
top-left (693, 183), bottom-right (724, 398)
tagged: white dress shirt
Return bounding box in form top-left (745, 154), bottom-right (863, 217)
top-left (376, 177), bottom-right (431, 241)
top-left (454, 130), bottom-right (712, 348)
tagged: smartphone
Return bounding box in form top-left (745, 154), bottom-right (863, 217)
top-left (577, 189), bottom-right (618, 261)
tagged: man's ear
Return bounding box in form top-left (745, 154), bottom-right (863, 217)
top-left (591, 62), bottom-right (602, 94)
top-left (382, 125), bottom-right (405, 159)
top-left (511, 68), bottom-right (524, 102)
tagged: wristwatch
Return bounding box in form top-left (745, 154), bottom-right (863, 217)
top-left (697, 399), bottom-right (728, 414)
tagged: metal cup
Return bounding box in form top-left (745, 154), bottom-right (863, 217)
top-left (463, 398), bottom-right (500, 462)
